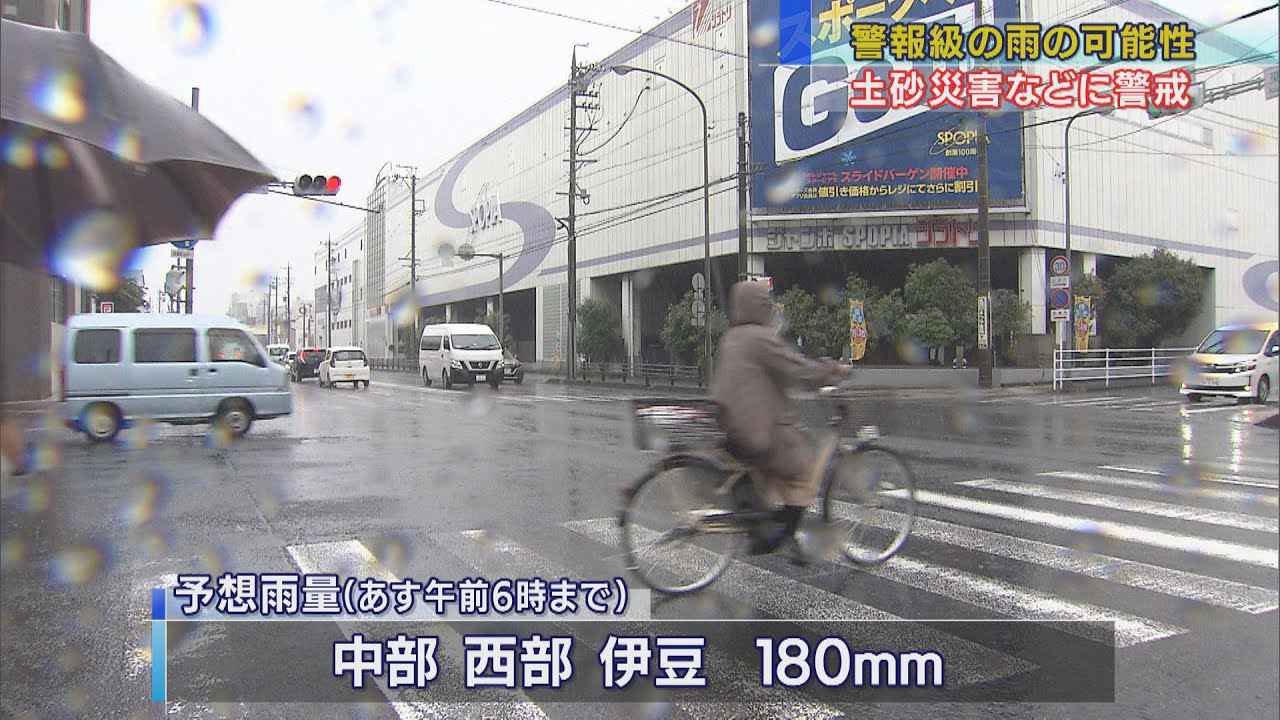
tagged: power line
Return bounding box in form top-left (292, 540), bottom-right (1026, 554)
top-left (481, 0), bottom-right (746, 59)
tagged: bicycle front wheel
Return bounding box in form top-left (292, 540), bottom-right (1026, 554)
top-left (622, 458), bottom-right (742, 595)
top-left (821, 447), bottom-right (916, 565)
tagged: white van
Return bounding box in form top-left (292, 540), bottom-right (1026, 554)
top-left (1181, 321), bottom-right (1279, 404)
top-left (60, 314), bottom-right (292, 442)
top-left (418, 323), bottom-right (504, 389)
top-left (265, 343), bottom-right (290, 366)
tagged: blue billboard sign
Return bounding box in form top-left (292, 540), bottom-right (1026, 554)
top-left (749, 0), bottom-right (1025, 215)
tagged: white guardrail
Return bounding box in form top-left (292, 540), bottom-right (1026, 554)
top-left (1052, 347), bottom-right (1196, 391)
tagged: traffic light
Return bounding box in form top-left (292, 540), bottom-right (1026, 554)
top-left (1147, 78), bottom-right (1204, 120)
top-left (293, 174), bottom-right (341, 196)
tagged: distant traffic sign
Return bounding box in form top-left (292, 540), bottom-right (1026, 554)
top-left (691, 272), bottom-right (706, 291)
top-left (99, 301), bottom-right (114, 313)
top-left (1050, 309), bottom-right (1069, 321)
top-left (1048, 275), bottom-right (1070, 289)
top-left (171, 239), bottom-right (198, 250)
top-left (1050, 255), bottom-right (1069, 276)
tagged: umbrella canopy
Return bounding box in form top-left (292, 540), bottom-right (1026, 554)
top-left (0, 18), bottom-right (275, 281)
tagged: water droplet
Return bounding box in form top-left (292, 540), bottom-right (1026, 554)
top-left (31, 69), bottom-right (86, 123)
top-left (39, 139), bottom-right (70, 169)
top-left (765, 170), bottom-right (805, 205)
top-left (0, 537), bottom-right (27, 571)
top-left (49, 210), bottom-right (135, 292)
top-left (2, 132), bottom-right (38, 169)
top-left (109, 126), bottom-right (142, 163)
top-left (751, 19), bottom-right (779, 48)
top-left (166, 0), bottom-right (216, 55)
top-left (896, 337), bottom-right (928, 365)
top-left (51, 543), bottom-right (109, 586)
top-left (286, 94), bottom-right (324, 136)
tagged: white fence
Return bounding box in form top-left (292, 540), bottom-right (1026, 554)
top-left (1052, 347), bottom-right (1195, 391)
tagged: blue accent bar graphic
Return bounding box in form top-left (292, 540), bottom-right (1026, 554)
top-left (151, 587), bottom-right (165, 620)
top-left (778, 0), bottom-right (812, 65)
top-left (150, 620), bottom-right (166, 703)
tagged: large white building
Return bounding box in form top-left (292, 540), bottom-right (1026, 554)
top-left (314, 224), bottom-right (365, 350)
top-left (325, 0), bottom-right (1277, 365)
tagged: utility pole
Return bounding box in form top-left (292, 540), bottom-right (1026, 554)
top-left (410, 173), bottom-right (417, 353)
top-left (566, 47), bottom-right (583, 380)
top-left (973, 0), bottom-right (993, 389)
top-left (737, 112), bottom-right (749, 280)
top-left (326, 235), bottom-right (333, 348)
top-left (186, 87), bottom-right (199, 314)
top-left (285, 266), bottom-right (291, 348)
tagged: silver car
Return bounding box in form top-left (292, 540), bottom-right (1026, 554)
top-left (60, 314), bottom-right (292, 441)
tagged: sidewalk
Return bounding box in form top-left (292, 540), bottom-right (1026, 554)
top-left (527, 365), bottom-right (1056, 391)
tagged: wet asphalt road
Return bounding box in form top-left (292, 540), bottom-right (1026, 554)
top-left (1, 372), bottom-right (1277, 719)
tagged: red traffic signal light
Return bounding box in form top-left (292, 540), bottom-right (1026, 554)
top-left (293, 174), bottom-right (341, 196)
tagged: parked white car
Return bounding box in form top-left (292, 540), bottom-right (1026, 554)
top-left (1180, 321), bottom-right (1279, 404)
top-left (418, 323), bottom-right (504, 389)
top-left (60, 313), bottom-right (292, 441)
top-left (265, 343), bottom-right (290, 366)
top-left (319, 346), bottom-right (370, 389)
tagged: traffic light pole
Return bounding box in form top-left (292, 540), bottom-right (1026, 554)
top-left (410, 173), bottom-right (418, 354)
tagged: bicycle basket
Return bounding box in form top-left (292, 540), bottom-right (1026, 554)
top-left (631, 399), bottom-right (724, 451)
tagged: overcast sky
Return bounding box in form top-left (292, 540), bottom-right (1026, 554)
top-left (90, 0), bottom-right (678, 314)
top-left (89, 1), bottom-right (1276, 317)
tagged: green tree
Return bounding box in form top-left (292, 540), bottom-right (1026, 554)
top-left (576, 298), bottom-right (624, 362)
top-left (661, 290), bottom-right (726, 369)
top-left (901, 308), bottom-right (953, 354)
top-left (990, 289), bottom-right (1030, 365)
top-left (778, 287), bottom-right (820, 356)
top-left (99, 277), bottom-right (145, 313)
top-left (866, 289), bottom-right (906, 353)
top-left (1102, 249), bottom-right (1206, 347)
top-left (902, 259), bottom-right (976, 355)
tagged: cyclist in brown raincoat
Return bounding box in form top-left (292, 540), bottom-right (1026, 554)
top-left (712, 280), bottom-right (847, 562)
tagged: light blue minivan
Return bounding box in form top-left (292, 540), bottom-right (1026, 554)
top-left (60, 314), bottom-right (293, 441)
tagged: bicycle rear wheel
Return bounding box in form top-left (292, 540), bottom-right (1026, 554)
top-left (821, 447), bottom-right (916, 565)
top-left (621, 458), bottom-right (742, 595)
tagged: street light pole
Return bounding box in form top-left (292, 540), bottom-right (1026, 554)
top-left (456, 244), bottom-right (505, 344)
top-left (1062, 106), bottom-right (1113, 352)
top-left (612, 64), bottom-right (712, 378)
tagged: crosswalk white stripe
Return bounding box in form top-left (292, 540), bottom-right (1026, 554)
top-left (853, 554), bottom-right (1185, 647)
top-left (1041, 471), bottom-right (1279, 508)
top-left (563, 518), bottom-right (1036, 686)
top-left (826, 501), bottom-right (1278, 614)
top-left (434, 529), bottom-right (842, 720)
top-left (958, 478), bottom-right (1278, 533)
top-left (883, 489), bottom-right (1279, 569)
top-left (286, 540), bottom-right (547, 720)
top-left (1182, 404), bottom-right (1252, 414)
top-left (1099, 465), bottom-right (1279, 490)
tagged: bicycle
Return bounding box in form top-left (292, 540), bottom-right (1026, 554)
top-left (620, 380), bottom-right (917, 595)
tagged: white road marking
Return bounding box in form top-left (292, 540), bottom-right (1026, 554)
top-left (826, 500), bottom-right (1278, 614)
top-left (1182, 404), bottom-right (1253, 415)
top-left (1219, 455), bottom-right (1279, 466)
top-left (1051, 396), bottom-right (1125, 406)
top-left (563, 518), bottom-right (1036, 686)
top-left (852, 553), bottom-right (1184, 647)
top-left (883, 489), bottom-right (1279, 569)
top-left (1099, 465), bottom-right (1279, 490)
top-left (433, 529), bottom-right (842, 720)
top-left (958, 478), bottom-right (1278, 533)
top-left (286, 540), bottom-right (547, 720)
top-left (1041, 471), bottom-right (1279, 508)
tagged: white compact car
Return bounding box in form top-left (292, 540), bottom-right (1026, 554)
top-left (418, 323), bottom-right (504, 389)
top-left (319, 346), bottom-right (371, 389)
top-left (1180, 322), bottom-right (1279, 404)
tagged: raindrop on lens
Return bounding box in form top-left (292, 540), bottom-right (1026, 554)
top-left (50, 210), bottom-right (134, 292)
top-left (166, 0), bottom-right (216, 54)
top-left (32, 70), bottom-right (86, 123)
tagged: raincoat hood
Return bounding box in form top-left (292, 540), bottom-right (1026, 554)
top-left (729, 281), bottom-right (773, 326)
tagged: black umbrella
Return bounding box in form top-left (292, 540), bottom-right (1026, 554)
top-left (0, 18), bottom-right (275, 279)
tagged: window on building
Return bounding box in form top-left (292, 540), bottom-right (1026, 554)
top-left (73, 329), bottom-right (121, 364)
top-left (134, 329), bottom-right (197, 363)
